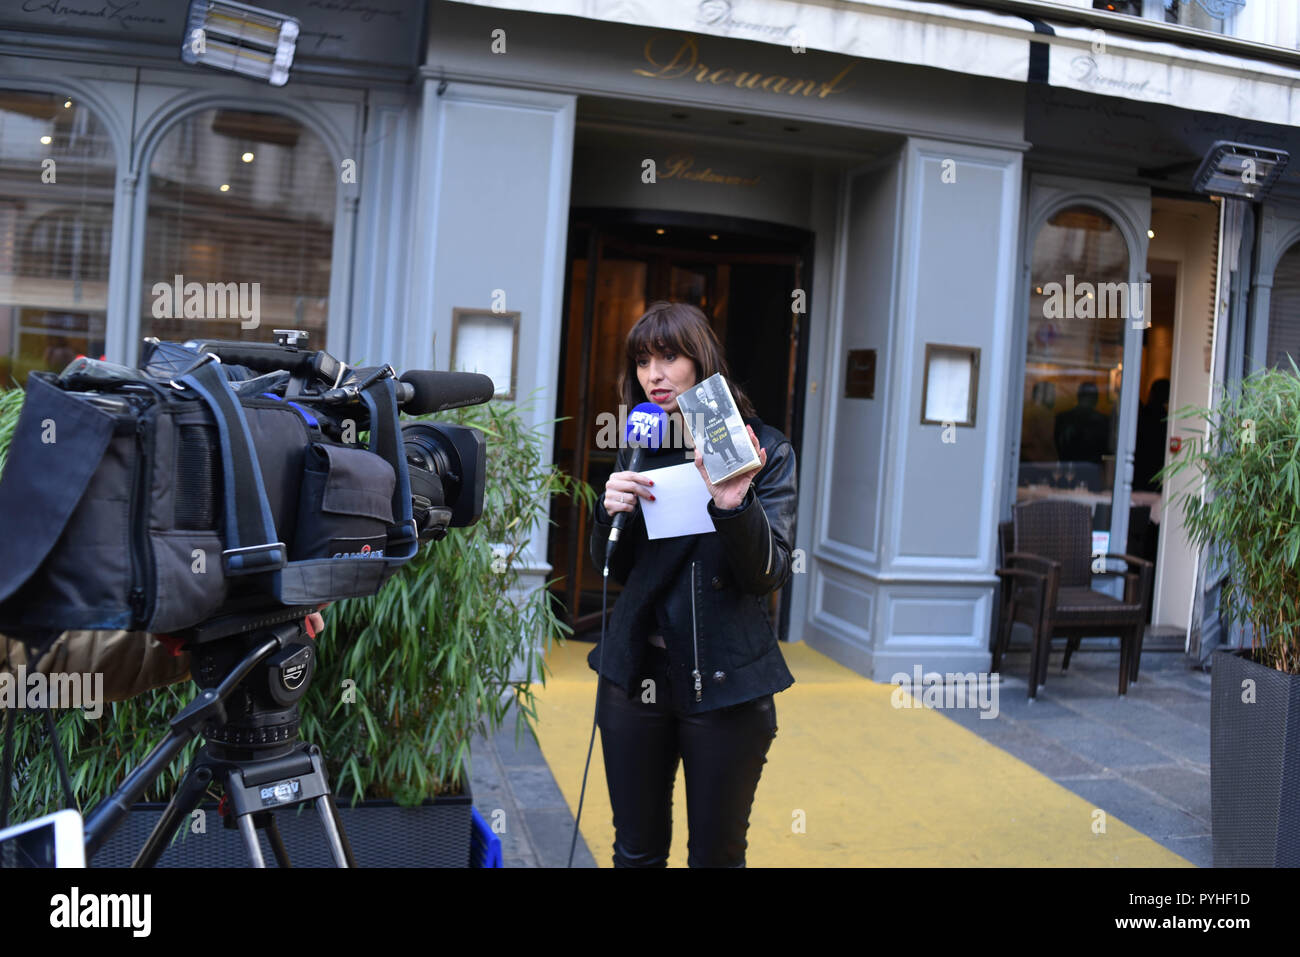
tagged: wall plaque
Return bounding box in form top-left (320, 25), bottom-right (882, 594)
top-left (845, 348), bottom-right (875, 399)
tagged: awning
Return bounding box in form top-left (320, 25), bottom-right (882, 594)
top-left (447, 0), bottom-right (1300, 127)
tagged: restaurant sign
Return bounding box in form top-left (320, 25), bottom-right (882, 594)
top-left (634, 34), bottom-right (853, 101)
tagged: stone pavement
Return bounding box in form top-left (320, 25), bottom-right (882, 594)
top-left (468, 701), bottom-right (596, 868)
top-left (469, 635), bottom-right (1214, 867)
top-left (940, 639), bottom-right (1213, 867)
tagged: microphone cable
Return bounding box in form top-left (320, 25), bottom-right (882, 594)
top-left (567, 558), bottom-right (610, 868)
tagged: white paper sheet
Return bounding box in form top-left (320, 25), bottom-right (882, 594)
top-left (640, 462), bottom-right (715, 540)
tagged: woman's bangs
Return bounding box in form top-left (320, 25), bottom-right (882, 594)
top-left (627, 310), bottom-right (689, 362)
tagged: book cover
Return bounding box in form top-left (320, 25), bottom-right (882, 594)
top-left (676, 372), bottom-right (761, 485)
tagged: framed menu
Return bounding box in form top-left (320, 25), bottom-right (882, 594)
top-left (920, 343), bottom-right (979, 426)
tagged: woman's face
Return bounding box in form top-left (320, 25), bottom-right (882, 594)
top-left (637, 347), bottom-right (697, 415)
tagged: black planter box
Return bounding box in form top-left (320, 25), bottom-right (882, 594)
top-left (1211, 648), bottom-right (1300, 867)
top-left (90, 779), bottom-right (473, 868)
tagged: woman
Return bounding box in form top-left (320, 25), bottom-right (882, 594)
top-left (588, 300), bottom-right (797, 868)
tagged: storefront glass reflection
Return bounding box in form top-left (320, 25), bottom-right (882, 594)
top-left (142, 109), bottom-right (335, 344)
top-left (1266, 240), bottom-right (1300, 370)
top-left (1020, 205), bottom-right (1128, 524)
top-left (0, 91), bottom-right (113, 387)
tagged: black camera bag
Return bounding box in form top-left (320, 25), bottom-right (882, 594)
top-left (0, 358), bottom-right (418, 640)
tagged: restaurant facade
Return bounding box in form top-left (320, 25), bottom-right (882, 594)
top-left (4, 0), bottom-right (1300, 679)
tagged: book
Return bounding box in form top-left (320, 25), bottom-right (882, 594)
top-left (676, 372), bottom-right (762, 485)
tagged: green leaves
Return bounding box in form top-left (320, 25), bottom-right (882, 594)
top-left (1161, 366), bottom-right (1300, 673)
top-left (0, 387), bottom-right (22, 477)
top-left (305, 397), bottom-right (595, 805)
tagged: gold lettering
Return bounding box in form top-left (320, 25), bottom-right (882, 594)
top-left (660, 154), bottom-right (693, 179)
top-left (632, 34), bottom-right (855, 105)
top-left (645, 152), bottom-right (761, 187)
top-left (817, 65), bottom-right (854, 98)
top-left (633, 35), bottom-right (698, 80)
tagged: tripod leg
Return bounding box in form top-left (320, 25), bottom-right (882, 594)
top-left (314, 794), bottom-right (352, 868)
top-left (134, 763), bottom-right (212, 868)
top-left (236, 810), bottom-right (267, 868)
top-left (263, 813), bottom-right (292, 868)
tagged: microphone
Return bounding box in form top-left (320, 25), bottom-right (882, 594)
top-left (398, 371), bottom-right (495, 415)
top-left (316, 369), bottom-right (495, 414)
top-left (605, 402), bottom-right (668, 569)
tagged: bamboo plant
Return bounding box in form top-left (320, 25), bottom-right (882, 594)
top-left (1160, 359), bottom-right (1300, 674)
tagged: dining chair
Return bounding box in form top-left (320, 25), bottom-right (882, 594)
top-left (993, 500), bottom-right (1154, 697)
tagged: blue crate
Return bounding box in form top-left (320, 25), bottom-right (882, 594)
top-left (469, 806), bottom-right (502, 868)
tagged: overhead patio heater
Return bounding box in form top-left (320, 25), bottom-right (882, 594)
top-left (180, 0), bottom-right (300, 87)
top-left (1192, 141), bottom-right (1290, 201)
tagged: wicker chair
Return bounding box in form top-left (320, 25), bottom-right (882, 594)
top-left (993, 500), bottom-right (1154, 698)
top-left (994, 522), bottom-right (1052, 698)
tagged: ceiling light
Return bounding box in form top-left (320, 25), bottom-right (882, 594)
top-left (655, 228), bottom-right (665, 235)
top-left (39, 135), bottom-right (51, 145)
top-left (1147, 229), bottom-right (1155, 239)
top-left (241, 151), bottom-right (255, 162)
top-left (219, 183), bottom-right (231, 192)
top-left (63, 100), bottom-right (71, 109)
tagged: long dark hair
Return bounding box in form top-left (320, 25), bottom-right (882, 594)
top-left (616, 301), bottom-right (757, 418)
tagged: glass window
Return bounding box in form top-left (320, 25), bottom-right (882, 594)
top-left (0, 91), bottom-right (115, 387)
top-left (142, 109), bottom-right (335, 347)
top-left (1266, 241), bottom-right (1300, 371)
top-left (1092, 0), bottom-right (1241, 34)
top-left (1019, 205), bottom-right (1130, 514)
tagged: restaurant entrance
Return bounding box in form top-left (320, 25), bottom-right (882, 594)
top-left (549, 208), bottom-right (812, 639)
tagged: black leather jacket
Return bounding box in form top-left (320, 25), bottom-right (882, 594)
top-left (587, 416), bottom-right (797, 714)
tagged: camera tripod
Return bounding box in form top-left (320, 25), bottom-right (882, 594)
top-left (82, 611), bottom-right (356, 867)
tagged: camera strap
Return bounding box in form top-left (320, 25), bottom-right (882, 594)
top-left (180, 360), bottom-right (287, 578)
top-left (180, 360), bottom-right (417, 605)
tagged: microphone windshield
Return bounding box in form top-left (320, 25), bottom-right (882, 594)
top-left (399, 370), bottom-right (495, 414)
top-left (625, 402), bottom-right (668, 450)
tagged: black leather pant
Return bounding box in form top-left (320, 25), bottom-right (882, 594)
top-left (597, 643), bottom-right (777, 868)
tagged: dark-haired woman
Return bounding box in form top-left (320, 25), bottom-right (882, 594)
top-left (588, 300), bottom-right (797, 868)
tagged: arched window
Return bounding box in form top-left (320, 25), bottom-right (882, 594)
top-left (0, 90), bottom-right (115, 387)
top-left (142, 108), bottom-right (335, 346)
top-left (1019, 205), bottom-right (1129, 502)
top-left (1266, 241), bottom-right (1300, 371)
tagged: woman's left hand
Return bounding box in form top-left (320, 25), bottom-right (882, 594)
top-left (695, 424), bottom-right (765, 511)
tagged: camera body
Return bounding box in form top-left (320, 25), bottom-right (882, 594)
top-left (0, 334), bottom-right (490, 645)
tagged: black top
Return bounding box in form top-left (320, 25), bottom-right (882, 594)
top-left (587, 416), bottom-right (798, 713)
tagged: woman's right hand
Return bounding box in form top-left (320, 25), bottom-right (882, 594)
top-left (603, 470), bottom-right (656, 517)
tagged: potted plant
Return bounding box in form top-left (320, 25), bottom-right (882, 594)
top-left (1, 389), bottom-right (593, 866)
top-left (1161, 361), bottom-right (1300, 866)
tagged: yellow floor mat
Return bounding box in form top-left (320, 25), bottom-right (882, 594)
top-left (530, 637), bottom-right (1192, 867)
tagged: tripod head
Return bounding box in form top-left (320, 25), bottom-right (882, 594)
top-left (80, 605), bottom-right (338, 863)
top-left (187, 614), bottom-right (317, 761)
